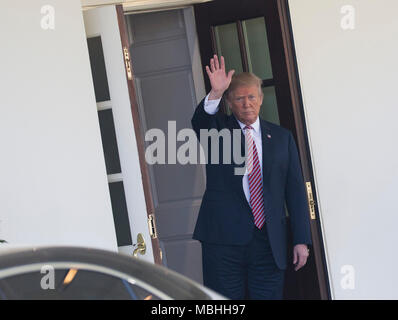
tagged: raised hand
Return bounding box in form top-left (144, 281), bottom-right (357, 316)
top-left (205, 55), bottom-right (235, 100)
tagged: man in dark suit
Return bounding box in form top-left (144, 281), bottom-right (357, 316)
top-left (191, 55), bottom-right (312, 299)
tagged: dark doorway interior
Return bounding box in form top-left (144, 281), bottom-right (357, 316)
top-left (194, 0), bottom-right (330, 300)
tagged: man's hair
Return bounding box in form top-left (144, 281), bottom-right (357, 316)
top-left (225, 72), bottom-right (263, 100)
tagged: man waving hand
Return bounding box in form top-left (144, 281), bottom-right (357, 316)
top-left (191, 55), bottom-right (312, 299)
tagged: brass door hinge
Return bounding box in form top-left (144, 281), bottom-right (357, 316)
top-left (123, 46), bottom-right (133, 80)
top-left (306, 182), bottom-right (316, 220)
top-left (148, 214), bottom-right (158, 239)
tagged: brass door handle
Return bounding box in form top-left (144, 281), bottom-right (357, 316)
top-left (133, 233), bottom-right (146, 258)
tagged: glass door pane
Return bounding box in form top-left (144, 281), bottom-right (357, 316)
top-left (97, 109), bottom-right (122, 175)
top-left (260, 86), bottom-right (279, 125)
top-left (109, 181), bottom-right (133, 246)
top-left (87, 36), bottom-right (111, 102)
top-left (242, 17), bottom-right (273, 80)
top-left (213, 23), bottom-right (243, 74)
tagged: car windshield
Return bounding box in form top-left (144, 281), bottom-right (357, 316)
top-left (0, 265), bottom-right (162, 300)
top-left (0, 247), bottom-right (214, 300)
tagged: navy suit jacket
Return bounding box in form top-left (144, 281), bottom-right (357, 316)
top-left (191, 98), bottom-right (312, 270)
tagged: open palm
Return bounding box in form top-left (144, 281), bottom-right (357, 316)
top-left (206, 55), bottom-right (235, 100)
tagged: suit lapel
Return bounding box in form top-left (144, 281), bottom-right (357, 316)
top-left (226, 115), bottom-right (251, 209)
top-left (226, 113), bottom-right (244, 145)
top-left (260, 119), bottom-right (274, 187)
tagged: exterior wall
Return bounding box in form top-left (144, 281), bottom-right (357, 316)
top-left (0, 0), bottom-right (117, 251)
top-left (289, 0), bottom-right (398, 299)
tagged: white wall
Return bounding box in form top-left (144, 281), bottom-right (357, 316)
top-left (289, 0), bottom-right (398, 299)
top-left (0, 0), bottom-right (118, 251)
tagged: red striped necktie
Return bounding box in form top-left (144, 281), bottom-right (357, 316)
top-left (244, 125), bottom-right (265, 229)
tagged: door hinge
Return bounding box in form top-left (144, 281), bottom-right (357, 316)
top-left (306, 182), bottom-right (316, 220)
top-left (147, 214), bottom-right (158, 239)
top-left (123, 46), bottom-right (133, 80)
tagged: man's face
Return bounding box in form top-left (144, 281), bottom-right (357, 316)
top-left (227, 85), bottom-right (263, 126)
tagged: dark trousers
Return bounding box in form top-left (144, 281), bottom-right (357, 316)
top-left (201, 226), bottom-right (285, 300)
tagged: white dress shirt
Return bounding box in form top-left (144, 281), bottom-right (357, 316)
top-left (203, 94), bottom-right (263, 204)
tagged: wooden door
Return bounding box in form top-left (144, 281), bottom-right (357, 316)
top-left (124, 8), bottom-right (207, 284)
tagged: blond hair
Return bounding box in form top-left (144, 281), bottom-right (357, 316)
top-left (225, 72), bottom-right (263, 100)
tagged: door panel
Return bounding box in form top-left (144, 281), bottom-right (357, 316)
top-left (83, 5), bottom-right (154, 262)
top-left (126, 9), bottom-right (206, 283)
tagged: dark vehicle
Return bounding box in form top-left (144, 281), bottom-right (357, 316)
top-left (0, 246), bottom-right (225, 300)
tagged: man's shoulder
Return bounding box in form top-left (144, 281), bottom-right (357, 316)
top-left (260, 118), bottom-right (292, 137)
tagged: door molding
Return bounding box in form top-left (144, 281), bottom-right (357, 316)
top-left (276, 0), bottom-right (331, 299)
top-left (116, 5), bottom-right (162, 265)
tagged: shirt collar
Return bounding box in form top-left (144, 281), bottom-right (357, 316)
top-left (236, 117), bottom-right (261, 134)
